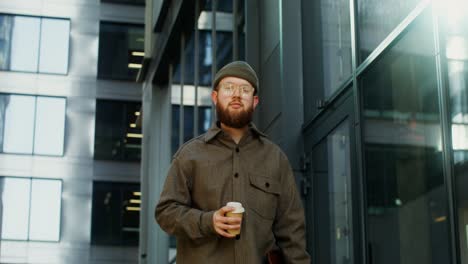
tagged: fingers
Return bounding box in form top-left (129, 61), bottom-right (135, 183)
top-left (212, 207), bottom-right (243, 238)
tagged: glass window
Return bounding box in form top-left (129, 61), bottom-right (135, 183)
top-left (91, 181), bottom-right (140, 246)
top-left (3, 95), bottom-right (35, 154)
top-left (28, 179), bottom-right (62, 241)
top-left (34, 97), bottom-right (66, 156)
top-left (216, 31), bottom-right (233, 71)
top-left (360, 10), bottom-right (451, 263)
top-left (357, 0), bottom-right (422, 62)
top-left (312, 120), bottom-right (354, 263)
top-left (320, 0), bottom-right (352, 97)
top-left (94, 99), bottom-right (142, 161)
top-left (1, 177), bottom-right (31, 240)
top-left (199, 30), bottom-right (213, 87)
top-left (38, 18), bottom-right (70, 74)
top-left (0, 14), bottom-right (70, 74)
top-left (10, 16), bottom-right (40, 72)
top-left (442, 1), bottom-right (468, 263)
top-left (98, 22), bottom-right (144, 81)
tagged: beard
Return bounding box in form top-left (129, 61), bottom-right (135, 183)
top-left (216, 100), bottom-right (254, 129)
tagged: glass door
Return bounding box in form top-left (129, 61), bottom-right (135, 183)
top-left (304, 94), bottom-right (360, 264)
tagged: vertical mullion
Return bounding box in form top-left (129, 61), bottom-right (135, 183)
top-left (37, 18), bottom-right (43, 73)
top-left (194, 0), bottom-right (200, 136)
top-left (32, 96), bottom-right (38, 155)
top-left (211, 0), bottom-right (218, 122)
top-left (179, 34), bottom-right (185, 147)
top-left (349, 0), bottom-right (367, 263)
top-left (432, 4), bottom-right (459, 264)
top-left (212, 0), bottom-right (217, 78)
top-left (27, 178), bottom-right (33, 241)
top-left (233, 0), bottom-right (239, 60)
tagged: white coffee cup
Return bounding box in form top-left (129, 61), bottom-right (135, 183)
top-left (225, 202), bottom-right (244, 235)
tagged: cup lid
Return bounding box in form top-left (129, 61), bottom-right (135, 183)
top-left (226, 202), bottom-right (245, 213)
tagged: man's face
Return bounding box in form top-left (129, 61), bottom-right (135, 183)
top-left (211, 76), bottom-right (259, 128)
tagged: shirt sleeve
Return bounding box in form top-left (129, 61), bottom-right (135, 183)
top-left (273, 153), bottom-right (311, 263)
top-left (155, 157), bottom-right (217, 240)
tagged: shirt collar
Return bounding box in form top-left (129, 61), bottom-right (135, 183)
top-left (203, 121), bottom-right (267, 143)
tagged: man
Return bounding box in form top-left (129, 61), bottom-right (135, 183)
top-left (156, 61), bottom-right (310, 263)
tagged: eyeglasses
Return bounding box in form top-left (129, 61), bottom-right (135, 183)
top-left (218, 82), bottom-right (255, 97)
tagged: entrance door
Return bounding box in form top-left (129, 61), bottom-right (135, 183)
top-left (303, 92), bottom-right (360, 264)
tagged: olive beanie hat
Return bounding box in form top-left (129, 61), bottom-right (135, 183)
top-left (212, 61), bottom-right (259, 94)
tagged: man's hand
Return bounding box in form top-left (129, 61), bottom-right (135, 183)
top-left (212, 206), bottom-right (242, 238)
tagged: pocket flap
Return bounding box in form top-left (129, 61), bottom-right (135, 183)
top-left (249, 173), bottom-right (280, 195)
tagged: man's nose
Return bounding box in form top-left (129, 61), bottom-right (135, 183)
top-left (231, 87), bottom-right (242, 96)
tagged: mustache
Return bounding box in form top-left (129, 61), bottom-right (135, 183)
top-left (228, 100), bottom-right (244, 106)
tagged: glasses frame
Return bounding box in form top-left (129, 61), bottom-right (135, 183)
top-left (217, 82), bottom-right (255, 98)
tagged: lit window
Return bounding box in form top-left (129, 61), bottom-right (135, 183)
top-left (0, 94), bottom-right (66, 156)
top-left (3, 95), bottom-right (35, 154)
top-left (29, 179), bottom-right (62, 241)
top-left (38, 18), bottom-right (70, 74)
top-left (1, 177), bottom-right (62, 242)
top-left (0, 14), bottom-right (70, 74)
top-left (34, 97), bottom-right (66, 156)
top-left (1, 177), bottom-right (30, 240)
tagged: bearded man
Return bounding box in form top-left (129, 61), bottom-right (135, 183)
top-left (155, 61), bottom-right (310, 264)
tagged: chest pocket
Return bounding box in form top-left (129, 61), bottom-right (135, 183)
top-left (247, 172), bottom-right (280, 220)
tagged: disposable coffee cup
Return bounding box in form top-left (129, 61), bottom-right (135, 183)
top-left (225, 202), bottom-right (244, 235)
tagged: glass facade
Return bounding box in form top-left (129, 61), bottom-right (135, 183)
top-left (357, 0), bottom-right (422, 61)
top-left (320, 0), bottom-right (352, 98)
top-left (94, 99), bottom-right (142, 161)
top-left (98, 21), bottom-right (144, 81)
top-left (0, 14), bottom-right (70, 74)
top-left (361, 9), bottom-right (451, 263)
top-left (443, 1), bottom-right (468, 263)
top-left (91, 181), bottom-right (140, 246)
top-left (302, 0), bottom-right (468, 263)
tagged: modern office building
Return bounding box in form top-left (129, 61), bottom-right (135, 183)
top-left (0, 0), bottom-right (145, 263)
top-left (139, 0), bottom-right (468, 264)
top-left (1, 0), bottom-right (468, 264)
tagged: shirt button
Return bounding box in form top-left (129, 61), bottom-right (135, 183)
top-left (235, 147), bottom-right (239, 153)
top-left (265, 182), bottom-right (270, 188)
top-left (234, 173), bottom-right (239, 178)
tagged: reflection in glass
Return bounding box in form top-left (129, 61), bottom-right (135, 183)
top-left (312, 120), bottom-right (353, 264)
top-left (94, 100), bottom-right (142, 161)
top-left (10, 16), bottom-right (40, 72)
top-left (199, 30), bottom-right (213, 86)
top-left (216, 31), bottom-right (233, 72)
top-left (91, 181), bottom-right (140, 245)
top-left (34, 97), bottom-right (66, 156)
top-left (357, 0), bottom-right (421, 61)
top-left (98, 22), bottom-right (144, 81)
top-left (29, 179), bottom-right (62, 241)
top-left (328, 121), bottom-right (353, 264)
top-left (443, 1), bottom-right (468, 262)
top-left (320, 0), bottom-right (352, 97)
top-left (361, 10), bottom-right (451, 263)
top-left (39, 19), bottom-right (70, 74)
top-left (3, 95), bottom-right (35, 154)
top-left (1, 177), bottom-right (30, 240)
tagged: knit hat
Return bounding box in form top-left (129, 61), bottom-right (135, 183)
top-left (213, 61), bottom-right (259, 94)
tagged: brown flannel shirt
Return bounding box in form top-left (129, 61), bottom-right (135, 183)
top-left (155, 122), bottom-right (310, 264)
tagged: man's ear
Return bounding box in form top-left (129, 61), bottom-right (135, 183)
top-left (253, 95), bottom-right (259, 109)
top-left (211, 90), bottom-right (218, 105)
